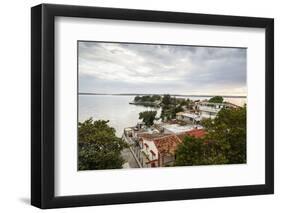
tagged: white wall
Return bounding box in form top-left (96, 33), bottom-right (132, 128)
top-left (142, 139), bottom-right (159, 163)
top-left (0, 0), bottom-right (279, 212)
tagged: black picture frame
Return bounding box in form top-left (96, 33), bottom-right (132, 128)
top-left (31, 3), bottom-right (274, 209)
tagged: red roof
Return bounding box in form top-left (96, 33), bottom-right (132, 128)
top-left (138, 129), bottom-right (206, 155)
top-left (137, 132), bottom-right (170, 140)
top-left (187, 129), bottom-right (206, 138)
top-left (176, 129), bottom-right (206, 141)
top-left (153, 135), bottom-right (182, 155)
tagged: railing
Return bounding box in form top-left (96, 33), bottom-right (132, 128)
top-left (122, 134), bottom-right (142, 168)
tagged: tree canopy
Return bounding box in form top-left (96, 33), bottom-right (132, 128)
top-left (78, 118), bottom-right (127, 170)
top-left (174, 106), bottom-right (246, 166)
top-left (209, 96), bottom-right (224, 103)
top-left (162, 94), bottom-right (172, 105)
top-left (202, 106), bottom-right (247, 164)
top-left (134, 95), bottom-right (161, 103)
top-left (160, 95), bottom-right (185, 120)
top-left (139, 111), bottom-right (157, 127)
top-left (174, 136), bottom-right (227, 166)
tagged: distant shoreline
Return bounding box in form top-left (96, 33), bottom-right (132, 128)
top-left (78, 92), bottom-right (246, 99)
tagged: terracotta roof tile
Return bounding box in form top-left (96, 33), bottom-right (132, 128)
top-left (187, 129), bottom-right (206, 138)
top-left (153, 135), bottom-right (182, 155)
top-left (137, 129), bottom-right (206, 155)
top-left (137, 133), bottom-right (170, 140)
top-left (176, 132), bottom-right (189, 142)
top-left (176, 129), bottom-right (206, 141)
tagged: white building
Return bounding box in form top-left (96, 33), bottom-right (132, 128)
top-left (197, 102), bottom-right (226, 119)
top-left (176, 112), bottom-right (201, 123)
top-left (176, 101), bottom-right (239, 121)
top-left (138, 138), bottom-right (159, 168)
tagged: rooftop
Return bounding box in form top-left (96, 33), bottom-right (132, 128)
top-left (153, 135), bottom-right (182, 155)
top-left (137, 132), bottom-right (170, 140)
top-left (135, 125), bottom-right (207, 157)
top-left (187, 129), bottom-right (206, 138)
top-left (161, 123), bottom-right (203, 134)
top-left (175, 129), bottom-right (205, 141)
top-left (176, 112), bottom-right (200, 119)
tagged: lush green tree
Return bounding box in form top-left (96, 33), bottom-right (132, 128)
top-left (209, 96), bottom-right (224, 103)
top-left (175, 106), bottom-right (246, 166)
top-left (160, 105), bottom-right (171, 121)
top-left (174, 136), bottom-right (227, 166)
top-left (162, 94), bottom-right (172, 105)
top-left (134, 95), bottom-right (161, 103)
top-left (134, 95), bottom-right (141, 102)
top-left (160, 105), bottom-right (182, 121)
top-left (185, 98), bottom-right (194, 109)
top-left (151, 94), bottom-right (161, 102)
top-left (160, 95), bottom-right (182, 120)
top-left (139, 110), bottom-right (157, 127)
top-left (141, 95), bottom-right (151, 102)
top-left (175, 105), bottom-right (184, 114)
top-left (174, 136), bottom-right (205, 166)
top-left (78, 118), bottom-right (127, 170)
top-left (202, 106), bottom-right (247, 164)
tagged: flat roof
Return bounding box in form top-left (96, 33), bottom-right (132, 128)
top-left (177, 112), bottom-right (200, 119)
top-left (162, 124), bottom-right (202, 134)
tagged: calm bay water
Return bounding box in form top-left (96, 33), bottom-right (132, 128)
top-left (79, 95), bottom-right (246, 137)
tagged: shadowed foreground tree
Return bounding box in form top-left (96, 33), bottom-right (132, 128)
top-left (78, 118), bottom-right (127, 170)
top-left (174, 106), bottom-right (246, 166)
top-left (174, 136), bottom-right (227, 166)
top-left (202, 106), bottom-right (247, 164)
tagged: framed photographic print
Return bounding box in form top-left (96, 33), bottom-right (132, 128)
top-left (31, 4), bottom-right (274, 209)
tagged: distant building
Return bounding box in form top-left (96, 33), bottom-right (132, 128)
top-left (197, 101), bottom-right (239, 120)
top-left (197, 102), bottom-right (223, 119)
top-left (176, 112), bottom-right (201, 123)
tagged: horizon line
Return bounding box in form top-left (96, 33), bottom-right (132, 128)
top-left (78, 92), bottom-right (247, 98)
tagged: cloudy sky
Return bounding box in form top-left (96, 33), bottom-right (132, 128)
top-left (78, 41), bottom-right (246, 96)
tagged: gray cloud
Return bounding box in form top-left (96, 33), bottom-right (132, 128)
top-left (78, 41), bottom-right (246, 96)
